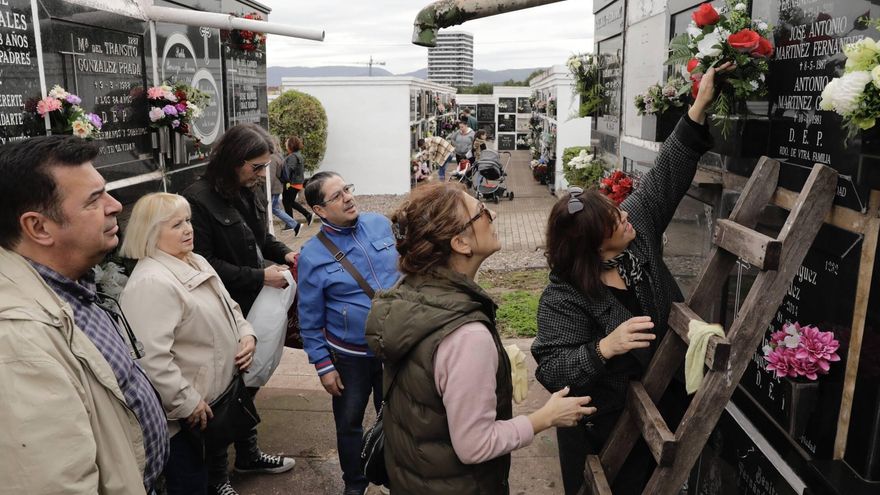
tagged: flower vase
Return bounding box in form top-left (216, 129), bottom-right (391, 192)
top-left (173, 131), bottom-right (189, 166)
top-left (640, 108), bottom-right (684, 142)
top-left (783, 377), bottom-right (820, 441)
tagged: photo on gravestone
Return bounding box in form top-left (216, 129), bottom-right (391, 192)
top-left (0, 0), bottom-right (41, 145)
top-left (156, 5), bottom-right (224, 166)
top-left (498, 97), bottom-right (516, 113)
top-left (595, 35), bottom-right (623, 158)
top-left (752, 0), bottom-right (880, 212)
top-left (517, 97), bottom-right (531, 113)
top-left (515, 132), bottom-right (529, 150)
top-left (497, 113), bottom-right (515, 132)
top-left (221, 22), bottom-right (267, 129)
top-left (498, 133), bottom-right (515, 151)
top-left (477, 103), bottom-right (495, 122)
top-left (478, 122), bottom-right (495, 140)
top-left (691, 410), bottom-right (800, 495)
top-left (516, 116), bottom-right (530, 133)
top-left (39, 13), bottom-right (152, 183)
top-left (726, 209), bottom-right (860, 461)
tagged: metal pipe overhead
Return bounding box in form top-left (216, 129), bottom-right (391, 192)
top-left (412, 0), bottom-right (565, 47)
top-left (145, 5), bottom-right (325, 42)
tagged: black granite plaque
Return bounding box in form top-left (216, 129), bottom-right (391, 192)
top-left (596, 35), bottom-right (622, 137)
top-left (223, 42), bottom-right (267, 128)
top-left (753, 0), bottom-right (880, 212)
top-left (517, 97), bottom-right (531, 113)
top-left (478, 122), bottom-right (495, 140)
top-left (0, 0), bottom-right (40, 144)
top-left (729, 217), bottom-right (859, 460)
top-left (156, 23), bottom-right (224, 162)
top-left (477, 103), bottom-right (495, 122)
top-left (497, 114), bottom-right (515, 132)
top-left (498, 133), bottom-right (515, 150)
top-left (41, 20), bottom-right (151, 180)
top-left (595, 0), bottom-right (625, 41)
top-left (693, 409), bottom-right (799, 495)
top-left (498, 97), bottom-right (515, 113)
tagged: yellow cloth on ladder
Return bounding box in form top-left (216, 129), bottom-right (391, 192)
top-left (685, 320), bottom-right (725, 395)
top-left (505, 344), bottom-right (529, 404)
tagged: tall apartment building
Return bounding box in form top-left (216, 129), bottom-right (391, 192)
top-left (427, 31), bottom-right (474, 87)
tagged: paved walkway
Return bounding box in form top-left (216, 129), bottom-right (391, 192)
top-left (230, 152), bottom-right (564, 494)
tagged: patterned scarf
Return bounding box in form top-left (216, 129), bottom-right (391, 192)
top-left (601, 250), bottom-right (644, 288)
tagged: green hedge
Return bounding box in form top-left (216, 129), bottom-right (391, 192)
top-left (268, 90), bottom-right (328, 172)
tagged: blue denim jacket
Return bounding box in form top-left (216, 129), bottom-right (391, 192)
top-left (297, 212), bottom-right (400, 375)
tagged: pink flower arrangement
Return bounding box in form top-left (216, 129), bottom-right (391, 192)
top-left (146, 82), bottom-right (209, 149)
top-left (35, 85), bottom-right (102, 139)
top-left (763, 322), bottom-right (841, 380)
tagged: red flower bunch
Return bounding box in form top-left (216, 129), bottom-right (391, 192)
top-left (668, 1), bottom-right (773, 136)
top-left (763, 322), bottom-right (841, 380)
top-left (229, 12), bottom-right (266, 52)
top-left (599, 170), bottom-right (633, 205)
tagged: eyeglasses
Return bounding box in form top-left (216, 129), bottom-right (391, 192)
top-left (318, 184), bottom-right (355, 206)
top-left (568, 186), bottom-right (585, 214)
top-left (460, 202), bottom-right (495, 233)
top-left (249, 160), bottom-right (271, 172)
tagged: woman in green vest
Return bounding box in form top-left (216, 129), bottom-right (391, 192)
top-left (366, 182), bottom-right (595, 494)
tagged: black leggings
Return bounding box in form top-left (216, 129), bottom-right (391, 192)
top-left (282, 187), bottom-right (311, 222)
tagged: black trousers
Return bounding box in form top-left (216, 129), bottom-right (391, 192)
top-left (556, 381), bottom-right (689, 495)
top-left (281, 187), bottom-right (311, 222)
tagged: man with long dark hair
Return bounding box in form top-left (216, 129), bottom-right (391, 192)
top-left (183, 123), bottom-right (296, 495)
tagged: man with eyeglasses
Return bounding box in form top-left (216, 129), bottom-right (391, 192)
top-left (183, 124), bottom-right (296, 494)
top-left (298, 171), bottom-right (400, 495)
top-left (0, 135), bottom-right (167, 494)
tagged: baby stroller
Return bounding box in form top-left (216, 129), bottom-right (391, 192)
top-left (472, 150), bottom-right (514, 203)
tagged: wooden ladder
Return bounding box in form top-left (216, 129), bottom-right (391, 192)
top-left (579, 157), bottom-right (838, 495)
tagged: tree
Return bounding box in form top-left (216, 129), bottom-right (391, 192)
top-left (268, 90), bottom-right (328, 172)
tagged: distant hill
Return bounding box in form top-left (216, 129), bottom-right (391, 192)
top-left (268, 66), bottom-right (542, 86)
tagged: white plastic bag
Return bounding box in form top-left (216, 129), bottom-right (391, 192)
top-left (244, 270), bottom-right (296, 387)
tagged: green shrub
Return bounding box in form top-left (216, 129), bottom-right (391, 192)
top-left (496, 290), bottom-right (540, 337)
top-left (269, 90), bottom-right (328, 172)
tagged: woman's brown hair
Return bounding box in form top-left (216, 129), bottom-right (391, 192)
top-left (286, 136), bottom-right (303, 152)
top-left (545, 189), bottom-right (621, 298)
top-left (391, 182), bottom-right (473, 276)
top-left (204, 123), bottom-right (272, 200)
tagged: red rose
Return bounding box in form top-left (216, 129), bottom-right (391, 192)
top-left (692, 3), bottom-right (720, 28)
top-left (750, 37), bottom-right (774, 58)
top-left (687, 58), bottom-right (700, 74)
top-left (728, 29), bottom-right (761, 53)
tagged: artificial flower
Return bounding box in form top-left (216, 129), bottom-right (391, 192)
top-left (697, 29), bottom-right (723, 59)
top-left (692, 3), bottom-right (720, 28)
top-left (48, 85), bottom-right (69, 99)
top-left (844, 37), bottom-right (880, 72)
top-left (65, 94), bottom-right (82, 105)
top-left (751, 37), bottom-right (774, 58)
top-left (149, 106), bottom-right (165, 122)
top-left (71, 120), bottom-right (91, 138)
top-left (727, 29), bottom-right (761, 53)
top-left (87, 113), bottom-right (103, 130)
top-left (822, 70), bottom-right (871, 115)
top-left (36, 97), bottom-right (62, 115)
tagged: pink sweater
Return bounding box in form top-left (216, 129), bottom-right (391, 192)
top-left (433, 322), bottom-right (535, 464)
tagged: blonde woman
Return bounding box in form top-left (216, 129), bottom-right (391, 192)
top-left (119, 193), bottom-right (257, 495)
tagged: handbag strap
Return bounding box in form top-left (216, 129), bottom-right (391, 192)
top-left (317, 230), bottom-right (376, 299)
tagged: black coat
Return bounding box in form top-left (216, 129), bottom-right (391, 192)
top-left (531, 116), bottom-right (713, 420)
top-left (183, 178), bottom-right (291, 315)
top-left (282, 151), bottom-right (305, 185)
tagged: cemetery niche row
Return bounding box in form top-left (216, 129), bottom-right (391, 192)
top-left (0, 0), bottom-right (271, 217)
top-left (593, 0), bottom-right (880, 493)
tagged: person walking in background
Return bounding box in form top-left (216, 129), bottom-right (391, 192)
top-left (182, 123), bottom-right (296, 495)
top-left (0, 135), bottom-right (167, 494)
top-left (531, 63), bottom-right (730, 494)
top-left (449, 117), bottom-right (475, 166)
top-left (366, 182), bottom-right (595, 494)
top-left (268, 136), bottom-right (303, 236)
top-left (418, 136), bottom-right (455, 182)
top-left (298, 172), bottom-right (400, 495)
top-left (463, 107), bottom-right (478, 132)
top-left (119, 193), bottom-right (258, 495)
top-left (281, 136), bottom-right (314, 229)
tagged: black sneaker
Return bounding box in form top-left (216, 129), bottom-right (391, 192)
top-left (342, 486), bottom-right (366, 495)
top-left (307, 214), bottom-right (315, 226)
top-left (281, 224), bottom-right (294, 232)
top-left (293, 223), bottom-right (303, 237)
top-left (234, 452), bottom-right (295, 474)
top-left (211, 481), bottom-right (239, 495)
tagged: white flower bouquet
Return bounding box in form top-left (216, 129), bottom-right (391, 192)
top-left (819, 30), bottom-right (880, 137)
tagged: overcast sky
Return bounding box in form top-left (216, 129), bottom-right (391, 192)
top-left (261, 0), bottom-right (594, 73)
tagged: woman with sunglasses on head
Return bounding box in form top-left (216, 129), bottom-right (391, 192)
top-left (182, 123), bottom-right (296, 495)
top-left (531, 63), bottom-right (733, 494)
top-left (366, 182), bottom-right (596, 494)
